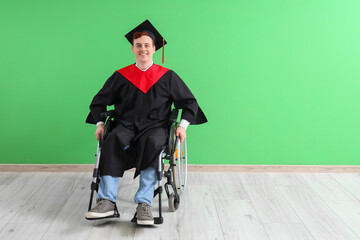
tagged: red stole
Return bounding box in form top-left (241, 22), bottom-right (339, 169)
top-left (117, 64), bottom-right (169, 94)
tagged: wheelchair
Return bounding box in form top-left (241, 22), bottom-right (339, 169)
top-left (87, 109), bottom-right (188, 224)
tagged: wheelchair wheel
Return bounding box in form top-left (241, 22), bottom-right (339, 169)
top-left (173, 138), bottom-right (187, 194)
top-left (168, 193), bottom-right (180, 212)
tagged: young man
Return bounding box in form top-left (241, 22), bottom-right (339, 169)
top-left (85, 20), bottom-right (207, 225)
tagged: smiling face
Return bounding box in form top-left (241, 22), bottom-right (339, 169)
top-left (132, 35), bottom-right (156, 65)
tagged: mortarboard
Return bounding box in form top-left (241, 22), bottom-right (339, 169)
top-left (125, 19), bottom-right (167, 64)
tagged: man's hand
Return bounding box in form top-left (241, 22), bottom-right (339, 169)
top-left (175, 126), bottom-right (186, 143)
top-left (95, 124), bottom-right (105, 141)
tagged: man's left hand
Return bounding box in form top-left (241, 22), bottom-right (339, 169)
top-left (175, 126), bottom-right (186, 143)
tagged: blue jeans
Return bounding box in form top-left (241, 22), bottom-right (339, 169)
top-left (97, 167), bottom-right (158, 207)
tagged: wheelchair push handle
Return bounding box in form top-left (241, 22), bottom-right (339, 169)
top-left (169, 109), bottom-right (179, 123)
top-left (100, 110), bottom-right (115, 118)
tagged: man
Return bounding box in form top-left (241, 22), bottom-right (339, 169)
top-left (85, 20), bottom-right (207, 225)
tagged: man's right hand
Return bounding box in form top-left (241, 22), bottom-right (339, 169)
top-left (95, 124), bottom-right (105, 141)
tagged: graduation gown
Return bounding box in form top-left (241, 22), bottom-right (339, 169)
top-left (86, 63), bottom-right (207, 178)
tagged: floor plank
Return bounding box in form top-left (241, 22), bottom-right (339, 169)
top-left (324, 200), bottom-right (360, 238)
top-left (0, 173), bottom-right (21, 193)
top-left (277, 185), bottom-right (359, 240)
top-left (40, 173), bottom-right (95, 240)
top-left (299, 173), bottom-right (357, 201)
top-left (10, 173), bottom-right (81, 224)
top-left (0, 173), bottom-right (51, 231)
top-left (330, 173), bottom-right (360, 200)
top-left (239, 173), bottom-right (301, 223)
top-left (262, 223), bottom-right (315, 240)
top-left (0, 223), bottom-right (50, 240)
top-left (0, 200), bottom-right (28, 231)
top-left (270, 173), bottom-right (310, 187)
top-left (178, 185), bottom-right (224, 240)
top-left (0, 173), bottom-right (51, 201)
top-left (203, 173), bottom-right (250, 201)
top-left (215, 199), bottom-right (269, 240)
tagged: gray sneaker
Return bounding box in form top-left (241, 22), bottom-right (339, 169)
top-left (85, 199), bottom-right (116, 219)
top-left (136, 202), bottom-right (154, 225)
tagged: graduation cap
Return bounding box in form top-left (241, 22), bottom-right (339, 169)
top-left (125, 19), bottom-right (167, 64)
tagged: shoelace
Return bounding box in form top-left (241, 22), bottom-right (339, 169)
top-left (95, 199), bottom-right (111, 211)
top-left (141, 204), bottom-right (148, 210)
top-left (139, 203), bottom-right (150, 212)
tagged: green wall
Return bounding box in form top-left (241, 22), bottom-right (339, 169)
top-left (1, 0), bottom-right (360, 165)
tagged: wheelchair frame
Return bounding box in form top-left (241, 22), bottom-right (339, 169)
top-left (87, 109), bottom-right (187, 224)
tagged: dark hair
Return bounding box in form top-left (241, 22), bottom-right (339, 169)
top-left (132, 31), bottom-right (154, 46)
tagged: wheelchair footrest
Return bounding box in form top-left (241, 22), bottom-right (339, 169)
top-left (130, 213), bottom-right (163, 225)
top-left (154, 217), bottom-right (163, 224)
top-left (85, 213), bottom-right (120, 221)
top-left (131, 214), bottom-right (137, 223)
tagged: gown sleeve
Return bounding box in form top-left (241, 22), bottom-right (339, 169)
top-left (85, 72), bottom-right (118, 124)
top-left (169, 71), bottom-right (207, 125)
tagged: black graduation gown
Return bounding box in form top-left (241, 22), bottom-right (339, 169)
top-left (86, 64), bottom-right (207, 178)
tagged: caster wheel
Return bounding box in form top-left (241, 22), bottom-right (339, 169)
top-left (168, 193), bottom-right (180, 212)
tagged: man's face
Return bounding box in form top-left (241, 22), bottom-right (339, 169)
top-left (132, 35), bottom-right (156, 63)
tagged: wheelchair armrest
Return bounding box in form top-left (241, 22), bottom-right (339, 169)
top-left (100, 110), bottom-right (115, 118)
top-left (169, 109), bottom-right (179, 123)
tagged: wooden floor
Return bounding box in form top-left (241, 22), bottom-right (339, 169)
top-left (0, 172), bottom-right (359, 240)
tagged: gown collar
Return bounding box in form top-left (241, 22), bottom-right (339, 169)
top-left (135, 62), bottom-right (154, 71)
